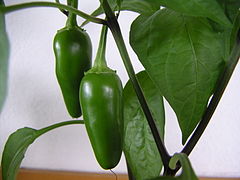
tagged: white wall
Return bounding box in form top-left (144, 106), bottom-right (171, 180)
top-left (0, 0), bottom-right (240, 177)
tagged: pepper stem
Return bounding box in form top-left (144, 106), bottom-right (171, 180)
top-left (93, 25), bottom-right (108, 69)
top-left (66, 0), bottom-right (78, 27)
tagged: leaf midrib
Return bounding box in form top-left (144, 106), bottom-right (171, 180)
top-left (183, 16), bottom-right (198, 136)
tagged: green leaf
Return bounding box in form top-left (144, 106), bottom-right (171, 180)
top-left (149, 0), bottom-right (232, 27)
top-left (217, 0), bottom-right (240, 23)
top-left (207, 19), bottom-right (231, 62)
top-left (120, 0), bottom-right (161, 14)
top-left (0, 1), bottom-right (10, 114)
top-left (1, 128), bottom-right (38, 180)
top-left (209, 1), bottom-right (240, 60)
top-left (230, 11), bottom-right (240, 51)
top-left (1, 120), bottom-right (84, 180)
top-left (123, 71), bottom-right (165, 180)
top-left (130, 9), bottom-right (225, 144)
top-left (81, 0), bottom-right (161, 26)
top-left (116, 0), bottom-right (122, 11)
top-left (150, 153), bottom-right (198, 180)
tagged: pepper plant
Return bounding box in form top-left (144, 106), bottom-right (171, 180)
top-left (0, 0), bottom-right (240, 179)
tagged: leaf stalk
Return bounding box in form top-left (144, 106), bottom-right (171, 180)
top-left (38, 120), bottom-right (84, 136)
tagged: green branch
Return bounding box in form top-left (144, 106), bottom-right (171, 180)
top-left (0, 1), bottom-right (107, 25)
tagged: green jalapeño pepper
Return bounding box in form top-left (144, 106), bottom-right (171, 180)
top-left (53, 0), bottom-right (92, 118)
top-left (79, 25), bottom-right (123, 169)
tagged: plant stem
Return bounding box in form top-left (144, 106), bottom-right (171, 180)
top-left (100, 0), bottom-right (171, 169)
top-left (37, 120), bottom-right (84, 136)
top-left (0, 1), bottom-right (106, 25)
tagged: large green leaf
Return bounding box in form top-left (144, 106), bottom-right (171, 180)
top-left (123, 71), bottom-right (165, 180)
top-left (130, 9), bottom-right (225, 144)
top-left (149, 153), bottom-right (198, 180)
top-left (0, 1), bottom-right (9, 114)
top-left (1, 120), bottom-right (83, 180)
top-left (149, 0), bottom-right (231, 27)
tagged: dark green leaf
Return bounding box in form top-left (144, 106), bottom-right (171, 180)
top-left (130, 9), bottom-right (225, 144)
top-left (220, 30), bottom-right (232, 62)
top-left (108, 0), bottom-right (161, 14)
top-left (0, 1), bottom-right (10, 114)
top-left (149, 153), bottom-right (198, 180)
top-left (123, 71), bottom-right (165, 180)
top-left (230, 11), bottom-right (240, 51)
top-left (207, 19), bottom-right (231, 62)
top-left (217, 0), bottom-right (240, 23)
top-left (117, 0), bottom-right (122, 11)
top-left (149, 0), bottom-right (231, 27)
top-left (1, 128), bottom-right (38, 180)
top-left (119, 0), bottom-right (161, 14)
top-left (208, 1), bottom-right (240, 61)
top-left (1, 120), bottom-right (83, 180)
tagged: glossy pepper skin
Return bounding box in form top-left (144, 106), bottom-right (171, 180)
top-left (80, 71), bottom-right (123, 169)
top-left (53, 26), bottom-right (92, 118)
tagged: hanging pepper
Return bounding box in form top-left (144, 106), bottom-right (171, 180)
top-left (53, 0), bottom-right (92, 118)
top-left (79, 25), bottom-right (123, 169)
